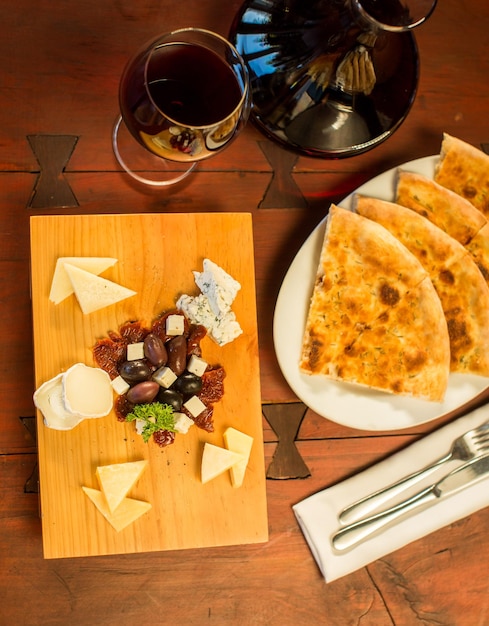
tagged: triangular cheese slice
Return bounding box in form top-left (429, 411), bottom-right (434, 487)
top-left (82, 487), bottom-right (151, 532)
top-left (223, 427), bottom-right (253, 488)
top-left (49, 257), bottom-right (117, 304)
top-left (201, 443), bottom-right (244, 484)
top-left (64, 263), bottom-right (136, 314)
top-left (96, 460), bottom-right (148, 513)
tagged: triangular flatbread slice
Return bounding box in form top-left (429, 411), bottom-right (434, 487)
top-left (49, 257), bottom-right (117, 304)
top-left (355, 196), bottom-right (489, 376)
top-left (434, 133), bottom-right (489, 216)
top-left (395, 171), bottom-right (489, 283)
top-left (396, 171), bottom-right (486, 245)
top-left (466, 223), bottom-right (489, 283)
top-left (300, 205), bottom-right (450, 401)
top-left (82, 487), bottom-right (151, 532)
top-left (64, 263), bottom-right (136, 314)
top-left (96, 460), bottom-right (148, 513)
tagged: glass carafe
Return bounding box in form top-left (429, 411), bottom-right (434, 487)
top-left (230, 0), bottom-right (437, 157)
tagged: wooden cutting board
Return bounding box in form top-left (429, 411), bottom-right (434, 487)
top-left (30, 212), bottom-right (268, 559)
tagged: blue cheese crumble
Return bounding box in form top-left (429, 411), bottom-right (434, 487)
top-left (176, 259), bottom-right (242, 346)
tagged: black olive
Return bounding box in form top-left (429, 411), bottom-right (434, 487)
top-left (173, 372), bottom-right (203, 396)
top-left (144, 333), bottom-right (168, 367)
top-left (157, 388), bottom-right (183, 411)
top-left (119, 359), bottom-right (151, 384)
top-left (167, 335), bottom-right (187, 376)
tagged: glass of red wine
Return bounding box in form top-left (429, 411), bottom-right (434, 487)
top-left (113, 28), bottom-right (251, 186)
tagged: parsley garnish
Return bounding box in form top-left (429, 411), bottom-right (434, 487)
top-left (126, 402), bottom-right (176, 443)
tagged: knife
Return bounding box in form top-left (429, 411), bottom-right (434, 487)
top-left (331, 454), bottom-right (489, 552)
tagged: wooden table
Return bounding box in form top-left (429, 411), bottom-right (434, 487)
top-left (2, 0), bottom-right (489, 623)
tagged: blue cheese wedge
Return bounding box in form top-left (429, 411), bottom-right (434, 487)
top-left (193, 258), bottom-right (241, 316)
top-left (176, 259), bottom-right (242, 346)
top-left (177, 294), bottom-right (242, 346)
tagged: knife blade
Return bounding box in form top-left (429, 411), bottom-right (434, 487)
top-left (332, 454), bottom-right (489, 552)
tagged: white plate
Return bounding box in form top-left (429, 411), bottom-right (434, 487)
top-left (273, 156), bottom-right (489, 431)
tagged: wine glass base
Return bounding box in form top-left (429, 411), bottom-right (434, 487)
top-left (112, 116), bottom-right (197, 187)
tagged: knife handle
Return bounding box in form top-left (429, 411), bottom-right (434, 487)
top-left (338, 453), bottom-right (449, 525)
top-left (332, 486), bottom-right (437, 552)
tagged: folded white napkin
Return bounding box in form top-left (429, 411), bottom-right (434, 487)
top-left (293, 404), bottom-right (489, 582)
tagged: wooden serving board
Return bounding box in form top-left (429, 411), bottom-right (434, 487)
top-left (30, 213), bottom-right (268, 559)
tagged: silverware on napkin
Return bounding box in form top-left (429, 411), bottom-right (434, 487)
top-left (332, 454), bottom-right (489, 552)
top-left (339, 421), bottom-right (489, 525)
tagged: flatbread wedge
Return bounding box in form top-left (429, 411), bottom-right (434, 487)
top-left (355, 196), bottom-right (489, 376)
top-left (396, 170), bottom-right (486, 245)
top-left (396, 170), bottom-right (489, 282)
top-left (434, 133), bottom-right (489, 216)
top-left (299, 205), bottom-right (450, 402)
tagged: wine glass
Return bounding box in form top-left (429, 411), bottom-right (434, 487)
top-left (113, 28), bottom-right (251, 186)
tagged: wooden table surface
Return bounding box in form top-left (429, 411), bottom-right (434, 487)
top-left (2, 0), bottom-right (489, 624)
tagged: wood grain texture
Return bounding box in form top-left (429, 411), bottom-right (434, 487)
top-left (2, 0), bottom-right (489, 622)
top-left (30, 213), bottom-right (268, 557)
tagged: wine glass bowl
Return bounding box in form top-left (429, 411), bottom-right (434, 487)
top-left (113, 28), bottom-right (250, 186)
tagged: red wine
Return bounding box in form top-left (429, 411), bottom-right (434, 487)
top-left (119, 41), bottom-right (245, 161)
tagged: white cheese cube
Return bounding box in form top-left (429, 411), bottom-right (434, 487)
top-left (111, 375), bottom-right (130, 395)
top-left (173, 412), bottom-right (195, 434)
top-left (166, 314), bottom-right (185, 336)
top-left (183, 395), bottom-right (207, 418)
top-left (153, 366), bottom-right (177, 388)
top-left (126, 342), bottom-right (145, 361)
top-left (187, 354), bottom-right (208, 377)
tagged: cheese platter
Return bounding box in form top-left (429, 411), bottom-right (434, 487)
top-left (30, 212), bottom-right (268, 558)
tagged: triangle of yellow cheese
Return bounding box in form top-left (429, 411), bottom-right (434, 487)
top-left (49, 257), bottom-right (117, 304)
top-left (223, 427), bottom-right (253, 488)
top-left (64, 263), bottom-right (137, 314)
top-left (201, 442), bottom-right (244, 484)
top-left (96, 460), bottom-right (148, 513)
top-left (82, 487), bottom-right (151, 532)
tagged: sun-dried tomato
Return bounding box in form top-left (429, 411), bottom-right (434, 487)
top-left (153, 429), bottom-right (176, 447)
top-left (93, 337), bottom-right (127, 379)
top-left (115, 394), bottom-right (134, 422)
top-left (119, 320), bottom-right (149, 343)
top-left (187, 404), bottom-right (214, 432)
top-left (187, 324), bottom-right (207, 357)
top-left (151, 310), bottom-right (190, 344)
top-left (198, 366), bottom-right (226, 404)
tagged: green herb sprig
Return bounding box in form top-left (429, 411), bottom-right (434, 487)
top-left (126, 402), bottom-right (176, 443)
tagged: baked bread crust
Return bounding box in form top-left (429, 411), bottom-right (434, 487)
top-left (355, 196), bottom-right (489, 376)
top-left (299, 205), bottom-right (450, 401)
top-left (434, 133), bottom-right (489, 216)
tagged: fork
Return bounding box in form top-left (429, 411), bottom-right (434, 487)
top-left (339, 421), bottom-right (489, 525)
